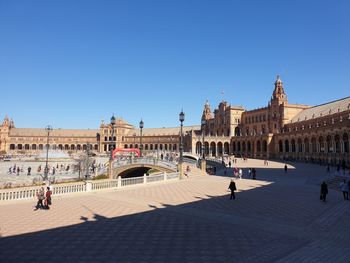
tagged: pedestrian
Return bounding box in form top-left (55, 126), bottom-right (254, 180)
top-left (44, 187), bottom-right (52, 209)
top-left (252, 168), bottom-right (256, 180)
top-left (284, 164), bottom-right (288, 173)
top-left (320, 181), bottom-right (328, 202)
top-left (339, 180), bottom-right (349, 200)
top-left (17, 166), bottom-right (20, 176)
top-left (238, 168), bottom-right (243, 179)
top-left (27, 166), bottom-right (31, 176)
top-left (228, 179), bottom-right (237, 200)
top-left (35, 187), bottom-right (45, 210)
top-left (228, 161), bottom-right (231, 168)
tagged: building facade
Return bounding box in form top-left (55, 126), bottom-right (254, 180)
top-left (1, 75), bottom-right (349, 165)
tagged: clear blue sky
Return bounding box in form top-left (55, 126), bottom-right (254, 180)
top-left (1, 0), bottom-right (349, 129)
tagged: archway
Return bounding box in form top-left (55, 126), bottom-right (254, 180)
top-left (257, 140), bottom-right (261, 152)
top-left (224, 142), bottom-right (229, 155)
top-left (210, 142), bottom-right (216, 156)
top-left (343, 133), bottom-right (349, 153)
top-left (263, 140), bottom-right (267, 152)
top-left (217, 142), bottom-right (223, 156)
top-left (196, 142), bottom-right (202, 155)
top-left (278, 140), bottom-right (283, 152)
top-left (284, 140), bottom-right (289, 153)
top-left (291, 139), bottom-right (296, 153)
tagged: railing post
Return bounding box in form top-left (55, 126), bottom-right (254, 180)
top-left (86, 181), bottom-right (92, 192)
top-left (144, 173), bottom-right (147, 184)
top-left (118, 176), bottom-right (122, 188)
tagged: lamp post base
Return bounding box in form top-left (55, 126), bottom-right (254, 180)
top-left (108, 160), bottom-right (113, 179)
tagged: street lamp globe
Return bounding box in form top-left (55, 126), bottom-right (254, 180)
top-left (45, 125), bottom-right (53, 132)
top-left (110, 114), bottom-right (116, 126)
top-left (179, 110), bottom-right (185, 123)
top-left (139, 119), bottom-right (144, 129)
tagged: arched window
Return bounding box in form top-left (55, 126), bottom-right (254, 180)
top-left (18, 144), bottom-right (23, 150)
top-left (10, 144), bottom-right (15, 150)
top-left (58, 144), bottom-right (63, 150)
top-left (39, 144), bottom-right (43, 150)
top-left (124, 144), bottom-right (128, 148)
top-left (25, 144), bottom-right (30, 150)
top-left (150, 144), bottom-right (153, 150)
top-left (242, 141), bottom-right (246, 151)
top-left (94, 144), bottom-right (99, 151)
top-left (145, 144), bottom-right (149, 150)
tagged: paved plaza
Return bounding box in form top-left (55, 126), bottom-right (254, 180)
top-left (1, 159), bottom-right (350, 262)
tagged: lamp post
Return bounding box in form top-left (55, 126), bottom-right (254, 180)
top-left (109, 115), bottom-right (116, 179)
top-left (139, 119), bottom-right (144, 157)
top-left (201, 119), bottom-right (206, 159)
top-left (201, 119), bottom-right (207, 172)
top-left (44, 125), bottom-right (53, 181)
top-left (179, 110), bottom-right (185, 178)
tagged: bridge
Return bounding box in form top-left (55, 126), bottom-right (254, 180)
top-left (111, 157), bottom-right (178, 178)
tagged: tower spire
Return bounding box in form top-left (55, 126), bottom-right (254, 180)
top-left (272, 74), bottom-right (287, 102)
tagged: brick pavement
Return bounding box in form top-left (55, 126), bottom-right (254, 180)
top-left (0, 159), bottom-right (350, 262)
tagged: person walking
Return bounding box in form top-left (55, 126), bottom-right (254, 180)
top-left (252, 168), bottom-right (256, 180)
top-left (238, 168), bottom-right (243, 179)
top-left (35, 187), bottom-right (45, 210)
top-left (228, 179), bottom-right (237, 200)
top-left (320, 181), bottom-right (328, 202)
top-left (27, 166), bottom-right (31, 176)
top-left (339, 180), bottom-right (349, 200)
top-left (44, 187), bottom-right (52, 209)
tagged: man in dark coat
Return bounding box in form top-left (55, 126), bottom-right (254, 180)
top-left (228, 179), bottom-right (237, 200)
top-left (320, 181), bottom-right (328, 202)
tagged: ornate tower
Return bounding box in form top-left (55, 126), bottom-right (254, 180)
top-left (268, 75), bottom-right (288, 133)
top-left (271, 75), bottom-right (287, 103)
top-left (0, 115), bottom-right (12, 153)
top-left (201, 100), bottom-right (213, 121)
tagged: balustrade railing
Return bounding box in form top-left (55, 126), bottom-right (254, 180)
top-left (0, 171), bottom-right (180, 202)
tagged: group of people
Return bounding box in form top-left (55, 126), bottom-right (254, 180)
top-left (320, 179), bottom-right (350, 202)
top-left (35, 186), bottom-right (52, 210)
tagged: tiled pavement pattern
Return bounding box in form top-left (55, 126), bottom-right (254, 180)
top-left (0, 159), bottom-right (350, 262)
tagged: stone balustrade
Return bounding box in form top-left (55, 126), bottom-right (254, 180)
top-left (0, 171), bottom-right (179, 202)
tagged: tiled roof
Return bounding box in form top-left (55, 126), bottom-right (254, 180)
top-left (9, 128), bottom-right (99, 137)
top-left (290, 97), bottom-right (350, 122)
top-left (127, 125), bottom-right (200, 136)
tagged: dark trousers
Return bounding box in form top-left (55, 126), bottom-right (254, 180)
top-left (320, 193), bottom-right (327, 202)
top-left (230, 191), bottom-right (235, 200)
top-left (36, 199), bottom-right (44, 209)
top-left (342, 191), bottom-right (349, 200)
